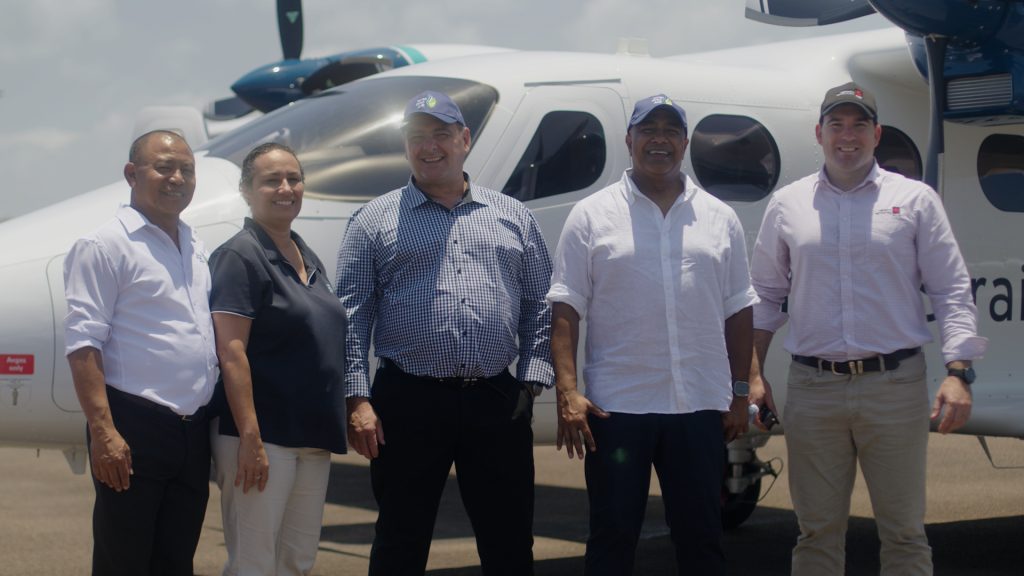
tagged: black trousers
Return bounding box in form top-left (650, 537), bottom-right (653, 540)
top-left (583, 411), bottom-right (726, 576)
top-left (89, 387), bottom-right (211, 576)
top-left (368, 363), bottom-right (535, 576)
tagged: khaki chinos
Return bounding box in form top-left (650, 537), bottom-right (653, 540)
top-left (785, 352), bottom-right (932, 576)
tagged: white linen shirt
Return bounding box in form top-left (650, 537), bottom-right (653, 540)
top-left (547, 170), bottom-right (758, 414)
top-left (750, 164), bottom-right (987, 363)
top-left (64, 206), bottom-right (218, 415)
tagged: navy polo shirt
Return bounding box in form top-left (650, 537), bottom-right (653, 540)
top-left (210, 218), bottom-right (347, 454)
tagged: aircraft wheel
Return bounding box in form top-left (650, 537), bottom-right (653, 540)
top-left (721, 475), bottom-right (762, 530)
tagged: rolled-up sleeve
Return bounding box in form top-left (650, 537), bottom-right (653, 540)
top-left (63, 238), bottom-right (118, 355)
top-left (750, 196), bottom-right (790, 333)
top-left (723, 213), bottom-right (759, 318)
top-left (546, 203), bottom-right (592, 319)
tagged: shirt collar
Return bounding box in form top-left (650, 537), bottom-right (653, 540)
top-left (620, 169), bottom-right (696, 206)
top-left (116, 205), bottom-right (192, 239)
top-left (243, 217), bottom-right (321, 276)
top-left (816, 161), bottom-right (882, 194)
top-left (401, 172), bottom-right (488, 210)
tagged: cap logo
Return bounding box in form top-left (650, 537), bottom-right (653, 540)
top-left (415, 94), bottom-right (438, 110)
top-left (835, 88), bottom-right (863, 100)
top-left (650, 95), bottom-right (672, 106)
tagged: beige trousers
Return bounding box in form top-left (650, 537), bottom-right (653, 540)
top-left (213, 426), bottom-right (331, 576)
top-left (784, 352), bottom-right (932, 576)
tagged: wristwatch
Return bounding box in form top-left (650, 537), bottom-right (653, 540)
top-left (732, 380), bottom-right (750, 398)
top-left (947, 366), bottom-right (976, 385)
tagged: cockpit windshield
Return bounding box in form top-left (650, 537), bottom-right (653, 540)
top-left (202, 77), bottom-right (499, 200)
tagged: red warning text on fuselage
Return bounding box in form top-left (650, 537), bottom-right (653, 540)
top-left (0, 355), bottom-right (34, 375)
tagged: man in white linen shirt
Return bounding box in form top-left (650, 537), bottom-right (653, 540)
top-left (64, 130), bottom-right (218, 576)
top-left (748, 82), bottom-right (987, 576)
top-left (548, 94), bottom-right (758, 576)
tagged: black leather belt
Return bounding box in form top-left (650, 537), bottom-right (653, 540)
top-left (378, 358), bottom-right (492, 388)
top-left (792, 347), bottom-right (920, 375)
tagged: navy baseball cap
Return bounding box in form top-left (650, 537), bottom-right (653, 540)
top-left (403, 90), bottom-right (466, 126)
top-left (629, 94), bottom-right (688, 133)
top-left (820, 82), bottom-right (878, 122)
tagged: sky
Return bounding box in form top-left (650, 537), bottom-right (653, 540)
top-left (0, 0), bottom-right (888, 221)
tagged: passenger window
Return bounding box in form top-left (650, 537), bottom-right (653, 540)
top-left (977, 134), bottom-right (1024, 212)
top-left (690, 115), bottom-right (780, 202)
top-left (876, 126), bottom-right (922, 180)
top-left (502, 112), bottom-right (606, 201)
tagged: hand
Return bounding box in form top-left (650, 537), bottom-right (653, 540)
top-left (347, 397), bottom-right (384, 459)
top-left (749, 373), bottom-right (779, 431)
top-left (722, 396), bottom-right (750, 442)
top-left (932, 375), bottom-right (973, 434)
top-left (88, 424), bottom-right (132, 492)
top-left (236, 435), bottom-right (269, 494)
top-left (556, 388), bottom-right (609, 460)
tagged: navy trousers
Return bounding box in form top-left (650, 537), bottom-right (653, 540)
top-left (367, 363), bottom-right (535, 576)
top-left (584, 410), bottom-right (726, 576)
top-left (89, 387), bottom-right (210, 576)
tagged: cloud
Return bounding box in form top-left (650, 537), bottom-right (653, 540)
top-left (0, 127), bottom-right (79, 152)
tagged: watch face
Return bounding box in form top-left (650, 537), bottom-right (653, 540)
top-left (733, 380), bottom-right (750, 396)
top-left (950, 367), bottom-right (976, 384)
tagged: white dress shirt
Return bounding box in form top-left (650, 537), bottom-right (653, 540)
top-left (64, 206), bottom-right (218, 415)
top-left (547, 170), bottom-right (758, 414)
top-left (751, 163), bottom-right (987, 363)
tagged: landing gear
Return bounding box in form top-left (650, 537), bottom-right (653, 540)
top-left (721, 434), bottom-right (779, 530)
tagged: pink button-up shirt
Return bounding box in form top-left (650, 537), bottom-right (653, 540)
top-left (751, 164), bottom-right (986, 363)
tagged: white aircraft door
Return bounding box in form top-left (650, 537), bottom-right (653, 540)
top-left (939, 122), bottom-right (1024, 436)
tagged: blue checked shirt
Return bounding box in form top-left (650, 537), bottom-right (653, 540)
top-left (336, 176), bottom-right (555, 397)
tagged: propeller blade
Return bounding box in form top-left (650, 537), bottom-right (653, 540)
top-left (745, 0), bottom-right (875, 27)
top-left (922, 34), bottom-right (947, 191)
top-left (277, 0), bottom-right (303, 60)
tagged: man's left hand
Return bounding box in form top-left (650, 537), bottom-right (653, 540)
top-left (932, 376), bottom-right (973, 434)
top-left (722, 397), bottom-right (749, 442)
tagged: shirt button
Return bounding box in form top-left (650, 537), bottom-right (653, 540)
top-left (462, 331), bottom-right (467, 336)
top-left (461, 298), bottom-right (467, 304)
top-left (453, 239), bottom-right (458, 244)
top-left (457, 269), bottom-right (462, 274)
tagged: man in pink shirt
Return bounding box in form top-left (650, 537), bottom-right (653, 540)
top-left (749, 82), bottom-right (987, 576)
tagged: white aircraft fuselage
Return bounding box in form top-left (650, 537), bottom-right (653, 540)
top-left (1, 28), bottom-right (1021, 472)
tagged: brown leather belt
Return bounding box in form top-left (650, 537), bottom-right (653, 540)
top-left (792, 347), bottom-right (920, 375)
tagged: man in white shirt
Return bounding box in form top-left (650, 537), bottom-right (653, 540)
top-left (548, 94), bottom-right (757, 576)
top-left (749, 82), bottom-right (987, 576)
top-left (64, 130), bottom-right (218, 576)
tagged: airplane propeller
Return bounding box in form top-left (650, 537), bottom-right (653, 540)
top-left (277, 0), bottom-right (304, 60)
top-left (745, 0), bottom-right (1024, 192)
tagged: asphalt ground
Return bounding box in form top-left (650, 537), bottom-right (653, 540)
top-left (1, 433), bottom-right (1021, 575)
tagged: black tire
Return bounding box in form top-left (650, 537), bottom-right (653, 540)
top-left (722, 475), bottom-right (762, 530)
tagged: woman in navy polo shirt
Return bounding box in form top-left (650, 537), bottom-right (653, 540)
top-left (209, 143), bottom-right (347, 575)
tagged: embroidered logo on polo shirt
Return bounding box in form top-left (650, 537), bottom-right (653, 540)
top-left (874, 206), bottom-right (905, 216)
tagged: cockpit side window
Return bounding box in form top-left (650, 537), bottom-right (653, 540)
top-left (202, 77), bottom-right (499, 200)
top-left (977, 134), bottom-right (1024, 212)
top-left (502, 111), bottom-right (606, 201)
top-left (690, 115), bottom-right (780, 202)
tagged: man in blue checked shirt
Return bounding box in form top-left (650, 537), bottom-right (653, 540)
top-left (335, 90), bottom-right (554, 576)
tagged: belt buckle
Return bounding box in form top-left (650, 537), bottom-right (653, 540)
top-left (831, 360), bottom-right (864, 375)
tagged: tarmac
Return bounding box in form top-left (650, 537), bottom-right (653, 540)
top-left (1, 433), bottom-right (1021, 575)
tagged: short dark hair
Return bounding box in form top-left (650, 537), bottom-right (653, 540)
top-left (128, 130), bottom-right (188, 164)
top-left (239, 142), bottom-right (304, 191)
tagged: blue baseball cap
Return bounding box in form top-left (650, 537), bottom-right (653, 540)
top-left (629, 94), bottom-right (687, 133)
top-left (403, 90), bottom-right (466, 126)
